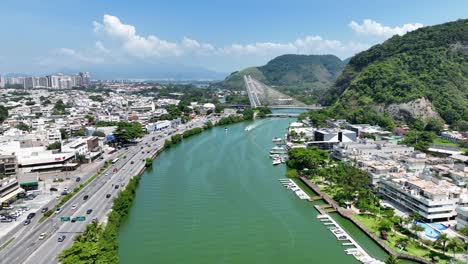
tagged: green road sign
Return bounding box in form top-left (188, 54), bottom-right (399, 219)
top-left (76, 216), bottom-right (86, 221)
top-left (60, 216), bottom-right (70, 222)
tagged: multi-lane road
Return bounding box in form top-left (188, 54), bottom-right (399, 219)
top-left (244, 75), bottom-right (261, 108)
top-left (0, 117), bottom-right (214, 264)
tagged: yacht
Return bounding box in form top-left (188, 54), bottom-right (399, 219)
top-left (272, 137), bottom-right (282, 142)
top-left (272, 159), bottom-right (281, 165)
top-left (270, 146), bottom-right (286, 154)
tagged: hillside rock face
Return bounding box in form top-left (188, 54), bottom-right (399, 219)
top-left (382, 97), bottom-right (440, 121)
top-left (322, 19), bottom-right (468, 125)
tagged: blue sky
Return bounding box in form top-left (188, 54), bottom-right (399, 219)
top-left (0, 0), bottom-right (466, 77)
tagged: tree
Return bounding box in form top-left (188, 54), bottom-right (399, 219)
top-left (53, 99), bottom-right (69, 115)
top-left (435, 233), bottom-right (450, 254)
top-left (446, 237), bottom-right (464, 257)
top-left (85, 114), bottom-right (95, 124)
top-left (92, 131), bottom-right (106, 137)
top-left (410, 224), bottom-right (424, 240)
top-left (47, 141), bottom-right (62, 151)
top-left (0, 106), bottom-right (8, 123)
top-left (243, 108), bottom-right (254, 120)
top-left (424, 118), bottom-right (444, 134)
top-left (396, 238), bottom-right (409, 251)
top-left (59, 128), bottom-right (69, 140)
top-left (215, 104), bottom-right (224, 113)
top-left (114, 122), bottom-right (145, 143)
top-left (72, 128), bottom-right (86, 137)
top-left (458, 225), bottom-right (468, 237)
top-left (16, 122), bottom-right (30, 132)
top-left (385, 255), bottom-right (400, 264)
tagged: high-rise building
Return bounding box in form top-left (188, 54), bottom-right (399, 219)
top-left (79, 72), bottom-right (90, 86)
top-left (0, 75), bottom-right (4, 88)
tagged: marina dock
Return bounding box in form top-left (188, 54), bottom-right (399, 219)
top-left (315, 210), bottom-right (384, 264)
top-left (278, 179), bottom-right (310, 200)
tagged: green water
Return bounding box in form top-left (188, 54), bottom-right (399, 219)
top-left (118, 118), bottom-right (388, 263)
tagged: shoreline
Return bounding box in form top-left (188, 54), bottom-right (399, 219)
top-left (297, 176), bottom-right (432, 264)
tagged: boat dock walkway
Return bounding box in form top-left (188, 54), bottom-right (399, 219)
top-left (315, 210), bottom-right (384, 264)
top-left (278, 179), bottom-right (310, 200)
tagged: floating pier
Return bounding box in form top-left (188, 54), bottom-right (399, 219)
top-left (315, 209), bottom-right (384, 264)
top-left (278, 179), bottom-right (310, 200)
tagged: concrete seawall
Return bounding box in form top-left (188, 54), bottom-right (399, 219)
top-left (298, 176), bottom-right (432, 264)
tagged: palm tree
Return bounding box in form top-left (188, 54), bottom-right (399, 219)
top-left (410, 223), bottom-right (424, 240)
top-left (446, 237), bottom-right (464, 258)
top-left (435, 233), bottom-right (450, 254)
top-left (385, 255), bottom-right (400, 264)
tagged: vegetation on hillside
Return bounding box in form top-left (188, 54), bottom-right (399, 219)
top-left (321, 19), bottom-right (468, 127)
top-left (215, 54), bottom-right (346, 104)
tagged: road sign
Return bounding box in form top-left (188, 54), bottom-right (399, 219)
top-left (76, 216), bottom-right (86, 221)
top-left (60, 216), bottom-right (70, 222)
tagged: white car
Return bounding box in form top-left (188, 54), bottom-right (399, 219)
top-left (71, 204), bottom-right (77, 210)
top-left (55, 208), bottom-right (61, 214)
top-left (39, 232), bottom-right (47, 240)
top-left (63, 187), bottom-right (69, 192)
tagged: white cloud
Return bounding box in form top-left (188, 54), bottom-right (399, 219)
top-left (93, 14), bottom-right (182, 58)
top-left (95, 41), bottom-right (110, 54)
top-left (349, 19), bottom-right (423, 37)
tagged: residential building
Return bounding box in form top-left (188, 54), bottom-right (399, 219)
top-left (0, 155), bottom-right (18, 177)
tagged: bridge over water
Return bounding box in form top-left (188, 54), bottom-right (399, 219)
top-left (243, 75), bottom-right (323, 110)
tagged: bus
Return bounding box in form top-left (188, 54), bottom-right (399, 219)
top-left (112, 158), bottom-right (120, 164)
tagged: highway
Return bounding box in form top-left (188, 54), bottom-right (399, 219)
top-left (244, 75), bottom-right (261, 108)
top-left (0, 117), bottom-right (213, 264)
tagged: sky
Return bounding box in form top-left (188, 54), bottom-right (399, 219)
top-left (0, 0), bottom-right (466, 78)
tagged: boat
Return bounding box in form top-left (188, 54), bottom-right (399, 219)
top-left (269, 154), bottom-right (280, 159)
top-left (280, 156), bottom-right (287, 163)
top-left (270, 146), bottom-right (286, 154)
top-left (272, 159), bottom-right (281, 165)
top-left (272, 137), bottom-right (282, 142)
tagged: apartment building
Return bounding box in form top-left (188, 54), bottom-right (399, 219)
top-left (379, 178), bottom-right (465, 222)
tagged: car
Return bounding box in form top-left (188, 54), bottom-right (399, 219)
top-left (55, 208), bottom-right (61, 214)
top-left (106, 194), bottom-right (111, 198)
top-left (141, 146), bottom-right (144, 149)
top-left (1, 218), bottom-right (12, 223)
top-left (39, 232), bottom-right (47, 240)
top-left (71, 204), bottom-right (77, 210)
top-left (123, 156), bottom-right (127, 159)
top-left (130, 161), bottom-right (134, 164)
top-left (76, 177), bottom-right (81, 182)
top-left (61, 191), bottom-right (68, 196)
top-left (27, 213), bottom-right (36, 219)
top-left (50, 187), bottom-right (58, 192)
top-left (86, 209), bottom-right (93, 214)
top-left (118, 178), bottom-right (122, 182)
top-left (141, 151), bottom-right (144, 154)
top-left (71, 218), bottom-right (76, 223)
top-left (23, 219), bottom-right (31, 226)
top-left (41, 207), bottom-right (48, 213)
top-left (147, 151), bottom-right (150, 153)
top-left (83, 195), bottom-right (89, 201)
top-left (58, 235), bottom-right (66, 242)
top-left (64, 187), bottom-right (69, 192)
top-left (114, 185), bottom-right (119, 190)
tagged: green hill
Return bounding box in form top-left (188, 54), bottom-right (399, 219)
top-left (215, 54), bottom-right (346, 104)
top-left (321, 19), bottom-right (468, 128)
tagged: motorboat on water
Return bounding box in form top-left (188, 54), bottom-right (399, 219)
top-left (270, 146), bottom-right (286, 154)
top-left (272, 137), bottom-right (282, 142)
top-left (272, 159), bottom-right (281, 165)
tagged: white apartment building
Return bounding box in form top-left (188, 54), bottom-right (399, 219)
top-left (62, 138), bottom-right (89, 156)
top-left (456, 207), bottom-right (468, 229)
top-left (379, 178), bottom-right (465, 222)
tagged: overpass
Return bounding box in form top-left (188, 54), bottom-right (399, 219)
top-left (243, 75), bottom-right (323, 110)
top-left (266, 113), bottom-right (299, 117)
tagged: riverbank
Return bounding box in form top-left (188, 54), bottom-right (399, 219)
top-left (298, 177), bottom-right (433, 264)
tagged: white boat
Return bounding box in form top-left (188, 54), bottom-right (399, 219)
top-left (269, 154), bottom-right (280, 159)
top-left (272, 159), bottom-right (281, 165)
top-left (272, 137), bottom-right (282, 142)
top-left (270, 146), bottom-right (286, 154)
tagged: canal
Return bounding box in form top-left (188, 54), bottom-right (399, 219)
top-left (118, 117), bottom-right (389, 263)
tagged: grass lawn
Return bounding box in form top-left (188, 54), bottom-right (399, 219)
top-left (353, 214), bottom-right (456, 263)
top-left (433, 137), bottom-right (459, 147)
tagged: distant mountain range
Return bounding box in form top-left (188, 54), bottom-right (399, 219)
top-left (2, 63), bottom-right (228, 81)
top-left (213, 54), bottom-right (347, 104)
